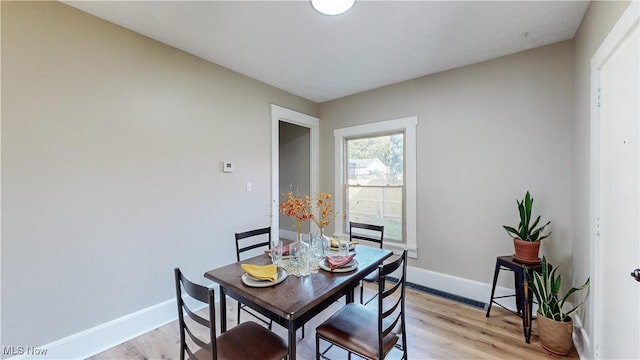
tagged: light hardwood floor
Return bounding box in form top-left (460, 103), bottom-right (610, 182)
top-left (89, 284), bottom-right (578, 360)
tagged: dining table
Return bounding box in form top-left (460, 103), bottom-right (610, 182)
top-left (203, 245), bottom-right (393, 360)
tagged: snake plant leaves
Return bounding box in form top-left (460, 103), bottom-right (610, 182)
top-left (504, 191), bottom-right (551, 241)
top-left (528, 256), bottom-right (590, 322)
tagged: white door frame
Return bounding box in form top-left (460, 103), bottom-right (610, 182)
top-left (589, 2), bottom-right (640, 358)
top-left (270, 104), bottom-right (320, 242)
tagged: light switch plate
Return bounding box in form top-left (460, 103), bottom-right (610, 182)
top-left (223, 161), bottom-right (234, 173)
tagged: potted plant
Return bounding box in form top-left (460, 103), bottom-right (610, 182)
top-left (529, 256), bottom-right (590, 355)
top-left (503, 191), bottom-right (551, 264)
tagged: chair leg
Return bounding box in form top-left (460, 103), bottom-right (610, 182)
top-left (359, 281), bottom-right (364, 304)
top-left (269, 319), bottom-right (273, 330)
top-left (315, 333), bottom-right (321, 360)
top-left (237, 303), bottom-right (241, 325)
top-left (514, 270), bottom-right (523, 314)
top-left (486, 261), bottom-right (501, 317)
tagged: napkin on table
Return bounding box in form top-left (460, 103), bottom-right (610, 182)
top-left (325, 254), bottom-right (356, 271)
top-left (241, 263), bottom-right (278, 282)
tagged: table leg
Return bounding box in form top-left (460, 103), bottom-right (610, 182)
top-left (486, 261), bottom-right (501, 317)
top-left (524, 272), bottom-right (532, 343)
top-left (514, 270), bottom-right (523, 314)
top-left (220, 287), bottom-right (227, 333)
top-left (516, 270), bottom-right (533, 343)
top-left (288, 323), bottom-right (297, 360)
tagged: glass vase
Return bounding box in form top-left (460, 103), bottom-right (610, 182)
top-left (298, 232), bottom-right (310, 276)
top-left (289, 231), bottom-right (302, 267)
top-left (320, 228), bottom-right (330, 255)
top-left (310, 229), bottom-right (330, 273)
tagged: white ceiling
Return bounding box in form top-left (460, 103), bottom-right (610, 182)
top-left (63, 1), bottom-right (590, 103)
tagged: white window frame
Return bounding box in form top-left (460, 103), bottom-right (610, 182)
top-left (334, 116), bottom-right (417, 258)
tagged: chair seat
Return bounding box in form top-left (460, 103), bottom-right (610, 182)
top-left (217, 321), bottom-right (288, 360)
top-left (316, 303), bottom-right (398, 359)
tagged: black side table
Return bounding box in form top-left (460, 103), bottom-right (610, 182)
top-left (486, 255), bottom-right (546, 343)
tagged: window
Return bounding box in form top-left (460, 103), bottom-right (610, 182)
top-left (346, 133), bottom-right (404, 241)
top-left (334, 117), bottom-right (417, 257)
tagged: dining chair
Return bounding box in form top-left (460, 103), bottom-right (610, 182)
top-left (174, 268), bottom-right (288, 360)
top-left (349, 222), bottom-right (385, 304)
top-left (315, 249), bottom-right (408, 360)
top-left (234, 227), bottom-right (273, 329)
top-left (235, 227), bottom-right (306, 339)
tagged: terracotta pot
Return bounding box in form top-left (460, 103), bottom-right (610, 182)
top-left (512, 238), bottom-right (541, 264)
top-left (537, 314), bottom-right (574, 355)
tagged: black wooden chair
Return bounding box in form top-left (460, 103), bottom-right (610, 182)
top-left (234, 227), bottom-right (273, 329)
top-left (235, 226), bottom-right (305, 338)
top-left (174, 268), bottom-right (288, 360)
top-left (315, 249), bottom-right (408, 360)
top-left (349, 222), bottom-right (385, 304)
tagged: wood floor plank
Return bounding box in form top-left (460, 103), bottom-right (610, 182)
top-left (88, 284), bottom-right (579, 359)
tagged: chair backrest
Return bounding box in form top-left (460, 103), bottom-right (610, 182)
top-left (234, 227), bottom-right (271, 262)
top-left (174, 268), bottom-right (217, 360)
top-left (377, 249), bottom-right (408, 359)
top-left (349, 222), bottom-right (384, 249)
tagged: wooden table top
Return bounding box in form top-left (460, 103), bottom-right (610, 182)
top-left (204, 245), bottom-right (392, 321)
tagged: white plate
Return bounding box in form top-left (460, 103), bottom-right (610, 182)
top-left (241, 267), bottom-right (287, 287)
top-left (329, 244), bottom-right (356, 252)
top-left (319, 258), bottom-right (358, 273)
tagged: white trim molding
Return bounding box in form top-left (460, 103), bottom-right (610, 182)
top-left (572, 313), bottom-right (591, 360)
top-left (7, 296), bottom-right (208, 360)
top-left (334, 116), bottom-right (418, 258)
top-left (270, 105), bottom-right (320, 243)
top-left (407, 265), bottom-right (513, 307)
top-left (589, 3), bottom-right (639, 359)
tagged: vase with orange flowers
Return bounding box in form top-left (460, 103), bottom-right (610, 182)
top-left (310, 191), bottom-right (334, 257)
top-left (280, 191), bottom-right (312, 268)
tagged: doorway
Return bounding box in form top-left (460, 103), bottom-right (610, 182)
top-left (590, 2), bottom-right (640, 358)
top-left (270, 105), bottom-right (320, 242)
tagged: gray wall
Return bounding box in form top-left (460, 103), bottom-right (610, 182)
top-left (571, 1), bottom-right (630, 352)
top-left (319, 41), bottom-right (574, 285)
top-left (1, 1), bottom-right (317, 348)
top-left (2, 0), bottom-right (631, 354)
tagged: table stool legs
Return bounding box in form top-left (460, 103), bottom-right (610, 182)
top-left (514, 270), bottom-right (523, 314)
top-left (513, 269), bottom-right (531, 343)
top-left (486, 256), bottom-right (539, 344)
top-left (486, 261), bottom-right (501, 317)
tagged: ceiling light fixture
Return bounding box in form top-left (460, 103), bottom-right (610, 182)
top-left (311, 0), bottom-right (355, 16)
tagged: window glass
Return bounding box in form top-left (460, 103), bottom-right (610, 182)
top-left (345, 133), bottom-right (404, 242)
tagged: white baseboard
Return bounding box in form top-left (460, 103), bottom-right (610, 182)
top-left (9, 296), bottom-right (207, 360)
top-left (407, 265), bottom-right (518, 309)
top-left (572, 313), bottom-right (591, 359)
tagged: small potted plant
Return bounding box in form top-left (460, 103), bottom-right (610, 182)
top-left (503, 191), bottom-right (551, 264)
top-left (529, 256), bottom-right (590, 355)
